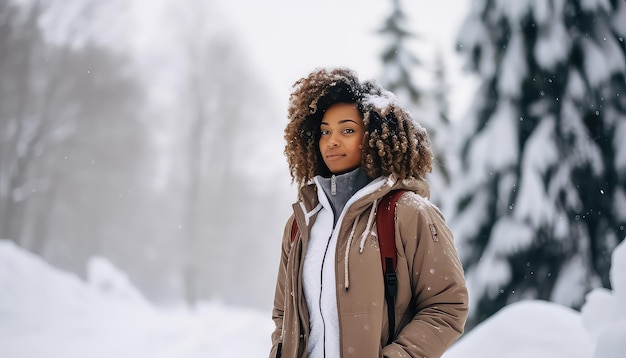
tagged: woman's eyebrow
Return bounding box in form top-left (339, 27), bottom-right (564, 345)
top-left (320, 119), bottom-right (360, 126)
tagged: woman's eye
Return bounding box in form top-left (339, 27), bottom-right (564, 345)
top-left (342, 128), bottom-right (355, 134)
top-left (320, 129), bottom-right (330, 136)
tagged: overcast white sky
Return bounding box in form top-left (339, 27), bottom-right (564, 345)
top-left (211, 0), bottom-right (477, 122)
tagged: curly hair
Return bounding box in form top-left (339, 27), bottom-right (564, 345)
top-left (284, 67), bottom-right (433, 188)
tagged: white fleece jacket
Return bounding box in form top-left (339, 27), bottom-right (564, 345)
top-left (302, 177), bottom-right (385, 358)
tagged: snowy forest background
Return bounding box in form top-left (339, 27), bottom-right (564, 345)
top-left (1, 0), bottom-right (625, 351)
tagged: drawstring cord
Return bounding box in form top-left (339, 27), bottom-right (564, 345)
top-left (344, 198), bottom-right (378, 290)
top-left (359, 199), bottom-right (379, 253)
top-left (344, 214), bottom-right (361, 290)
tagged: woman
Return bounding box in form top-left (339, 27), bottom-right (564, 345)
top-left (270, 68), bottom-right (468, 358)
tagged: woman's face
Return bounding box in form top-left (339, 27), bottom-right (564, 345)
top-left (319, 103), bottom-right (365, 174)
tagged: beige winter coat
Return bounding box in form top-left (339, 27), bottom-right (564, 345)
top-left (270, 175), bottom-right (468, 358)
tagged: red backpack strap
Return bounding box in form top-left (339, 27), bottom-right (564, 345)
top-left (376, 189), bottom-right (407, 346)
top-left (376, 190), bottom-right (406, 272)
top-left (290, 217), bottom-right (299, 243)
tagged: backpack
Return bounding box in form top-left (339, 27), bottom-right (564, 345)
top-left (290, 189), bottom-right (406, 346)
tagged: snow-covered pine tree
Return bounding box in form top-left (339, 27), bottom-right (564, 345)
top-left (379, 0), bottom-right (422, 104)
top-left (378, 0), bottom-right (451, 207)
top-left (450, 0), bottom-right (626, 329)
top-left (432, 51), bottom-right (452, 186)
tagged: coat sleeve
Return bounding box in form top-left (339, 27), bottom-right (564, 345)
top-left (269, 215), bottom-right (295, 358)
top-left (382, 195), bottom-right (469, 358)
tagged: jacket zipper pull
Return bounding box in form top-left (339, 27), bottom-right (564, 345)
top-left (331, 174), bottom-right (337, 196)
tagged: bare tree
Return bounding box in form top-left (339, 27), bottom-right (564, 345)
top-left (167, 0), bottom-right (288, 307)
top-left (0, 0), bottom-right (53, 244)
top-left (0, 0), bottom-right (146, 265)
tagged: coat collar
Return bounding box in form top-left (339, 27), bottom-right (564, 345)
top-left (293, 174), bottom-right (430, 230)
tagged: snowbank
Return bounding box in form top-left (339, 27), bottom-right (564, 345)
top-left (581, 240), bottom-right (626, 358)
top-left (445, 239), bottom-right (626, 358)
top-left (443, 300), bottom-right (593, 358)
top-left (0, 240), bottom-right (273, 358)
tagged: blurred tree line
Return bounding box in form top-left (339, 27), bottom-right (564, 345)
top-left (0, 0), bottom-right (290, 310)
top-left (0, 0), bottom-right (149, 266)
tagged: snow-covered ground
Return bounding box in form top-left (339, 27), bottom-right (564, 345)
top-left (1, 239), bottom-right (624, 358)
top-left (0, 241), bottom-right (274, 357)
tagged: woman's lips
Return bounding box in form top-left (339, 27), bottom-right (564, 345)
top-left (325, 153), bottom-right (345, 161)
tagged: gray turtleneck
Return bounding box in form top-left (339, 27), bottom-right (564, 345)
top-left (317, 167), bottom-right (372, 227)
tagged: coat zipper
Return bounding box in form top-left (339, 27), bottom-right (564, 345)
top-left (319, 230), bottom-right (334, 358)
